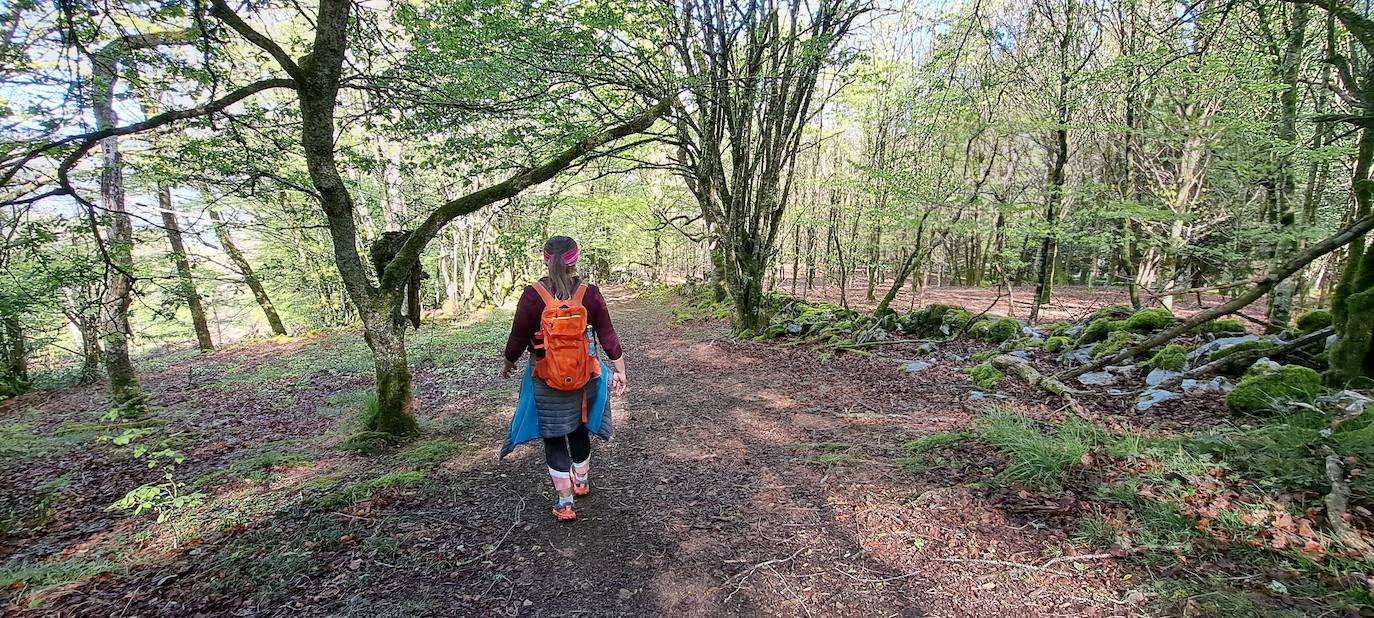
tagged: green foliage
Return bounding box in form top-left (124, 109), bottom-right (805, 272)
top-left (974, 409), bottom-right (1101, 490)
top-left (103, 428), bottom-right (206, 523)
top-left (1226, 365), bottom-right (1322, 415)
top-left (1071, 513), bottom-right (1118, 547)
top-left (1044, 336), bottom-right (1071, 353)
top-left (1121, 307), bottom-right (1174, 331)
top-left (902, 431), bottom-right (972, 453)
top-left (963, 363), bottom-right (1004, 390)
top-left (1296, 310), bottom-right (1332, 334)
top-left (226, 447), bottom-right (315, 484)
top-left (1092, 330), bottom-right (1138, 360)
top-left (970, 318), bottom-right (1020, 342)
top-left (1144, 344), bottom-right (1188, 371)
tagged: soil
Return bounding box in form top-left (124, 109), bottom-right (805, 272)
top-left (2, 288), bottom-right (1220, 617)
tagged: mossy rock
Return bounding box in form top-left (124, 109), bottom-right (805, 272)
top-left (1296, 310), bottom-right (1332, 334)
top-left (1043, 322), bottom-right (1072, 337)
top-left (1144, 344), bottom-right (1189, 372)
top-left (963, 363), bottom-right (1005, 390)
top-left (1206, 340), bottom-right (1276, 364)
top-left (902, 304), bottom-right (975, 337)
top-left (1092, 330), bottom-right (1139, 361)
top-left (1078, 317), bottom-right (1122, 344)
top-left (973, 318), bottom-right (1021, 343)
top-left (338, 431), bottom-right (404, 454)
top-left (1226, 365), bottom-right (1322, 416)
top-left (1086, 305), bottom-right (1134, 323)
top-left (1192, 319), bottom-right (1247, 335)
top-left (1044, 336), bottom-right (1071, 353)
top-left (1121, 308), bottom-right (1174, 332)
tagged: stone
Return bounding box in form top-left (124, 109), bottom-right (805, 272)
top-left (1145, 369), bottom-right (1181, 387)
top-left (1136, 388), bottom-right (1178, 411)
top-left (1318, 390), bottom-right (1374, 415)
top-left (785, 322), bottom-right (803, 335)
top-left (902, 360), bottom-right (932, 374)
top-left (917, 342), bottom-right (938, 354)
top-left (1187, 335), bottom-right (1260, 364)
top-left (1181, 377), bottom-right (1233, 394)
top-left (1077, 371), bottom-right (1117, 386)
top-left (1059, 347), bottom-right (1094, 367)
top-left (1008, 350), bottom-right (1032, 360)
top-left (1064, 324), bottom-right (1084, 339)
top-left (969, 391), bottom-right (1010, 401)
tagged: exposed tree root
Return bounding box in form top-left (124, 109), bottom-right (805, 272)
top-left (1323, 450), bottom-right (1373, 556)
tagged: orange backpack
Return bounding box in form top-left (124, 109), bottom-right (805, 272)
top-left (531, 282), bottom-right (600, 392)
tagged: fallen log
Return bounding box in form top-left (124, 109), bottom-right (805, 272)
top-left (1324, 449), bottom-right (1373, 555)
top-left (1058, 210), bottom-right (1374, 382)
top-left (990, 354), bottom-right (1094, 418)
top-left (1153, 327), bottom-right (1333, 392)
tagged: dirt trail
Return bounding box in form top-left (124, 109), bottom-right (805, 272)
top-left (12, 290), bottom-right (1142, 617)
top-left (357, 290), bottom-right (1135, 617)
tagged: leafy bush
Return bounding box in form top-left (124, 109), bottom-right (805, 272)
top-left (1121, 307), bottom-right (1174, 332)
top-left (1296, 310), bottom-right (1332, 334)
top-left (1044, 336), bottom-right (1071, 353)
top-left (1225, 365), bottom-right (1322, 416)
top-left (1144, 344), bottom-right (1189, 371)
top-left (963, 363), bottom-right (1004, 390)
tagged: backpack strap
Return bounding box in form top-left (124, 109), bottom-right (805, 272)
top-left (531, 282), bottom-right (557, 308)
top-left (570, 283), bottom-right (589, 306)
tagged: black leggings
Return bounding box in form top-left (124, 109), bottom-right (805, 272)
top-left (544, 425), bottom-right (591, 472)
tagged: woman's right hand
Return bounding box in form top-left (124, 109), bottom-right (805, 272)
top-left (611, 371), bottom-right (627, 396)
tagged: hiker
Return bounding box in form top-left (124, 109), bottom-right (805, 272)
top-left (500, 235), bottom-right (627, 522)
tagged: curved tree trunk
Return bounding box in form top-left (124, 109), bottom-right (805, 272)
top-left (209, 209), bottom-right (288, 336)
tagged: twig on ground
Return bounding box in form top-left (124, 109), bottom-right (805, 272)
top-left (930, 557), bottom-right (1076, 577)
top-left (724, 546), bottom-right (806, 602)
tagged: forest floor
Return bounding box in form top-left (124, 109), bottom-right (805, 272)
top-left (0, 286), bottom-right (1346, 617)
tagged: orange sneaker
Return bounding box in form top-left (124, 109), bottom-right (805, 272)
top-left (552, 501), bottom-right (576, 522)
top-left (573, 478), bottom-right (590, 497)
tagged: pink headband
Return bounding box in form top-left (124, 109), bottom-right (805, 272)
top-left (543, 245), bottom-right (579, 267)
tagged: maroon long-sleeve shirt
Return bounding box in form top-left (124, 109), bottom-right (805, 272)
top-left (503, 278), bottom-right (623, 363)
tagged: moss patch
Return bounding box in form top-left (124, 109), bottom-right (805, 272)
top-left (1044, 336), bottom-right (1071, 353)
top-left (1144, 344), bottom-right (1188, 372)
top-left (1296, 309), bottom-right (1332, 334)
top-left (1193, 318), bottom-right (1247, 335)
top-left (971, 318), bottom-right (1021, 343)
top-left (1121, 308), bottom-right (1174, 332)
top-left (964, 363), bottom-right (1005, 390)
top-left (1226, 365), bottom-right (1322, 416)
top-left (1092, 330), bottom-right (1138, 361)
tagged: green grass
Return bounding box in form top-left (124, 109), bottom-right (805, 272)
top-left (399, 439), bottom-right (477, 467)
top-left (0, 559), bottom-right (121, 607)
top-left (226, 446), bottom-right (316, 484)
top-left (1071, 513), bottom-right (1118, 547)
top-left (902, 431), bottom-right (972, 454)
top-left (316, 470), bottom-right (429, 508)
top-left (974, 409), bottom-right (1102, 490)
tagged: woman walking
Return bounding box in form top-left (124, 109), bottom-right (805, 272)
top-left (501, 236), bottom-right (627, 521)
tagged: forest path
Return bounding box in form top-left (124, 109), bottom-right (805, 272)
top-left (8, 289), bottom-right (1144, 617)
top-left (381, 289), bottom-right (1138, 617)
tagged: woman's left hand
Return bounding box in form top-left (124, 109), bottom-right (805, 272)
top-left (500, 359), bottom-right (516, 379)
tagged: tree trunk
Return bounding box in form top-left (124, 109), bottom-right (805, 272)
top-left (209, 208), bottom-right (288, 336)
top-left (1265, 4), bottom-right (1311, 331)
top-left (362, 300), bottom-right (419, 435)
top-left (1030, 124), bottom-right (1068, 323)
top-left (158, 187), bottom-right (214, 350)
top-left (95, 136), bottom-right (140, 402)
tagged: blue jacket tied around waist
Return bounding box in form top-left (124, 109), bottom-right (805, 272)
top-left (501, 360), bottom-right (612, 459)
